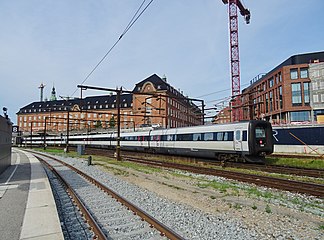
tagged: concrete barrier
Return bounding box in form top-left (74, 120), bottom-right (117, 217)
top-left (0, 115), bottom-right (12, 174)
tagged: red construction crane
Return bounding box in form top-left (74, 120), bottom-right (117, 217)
top-left (222, 0), bottom-right (250, 121)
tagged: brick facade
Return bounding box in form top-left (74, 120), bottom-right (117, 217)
top-left (17, 74), bottom-right (203, 134)
top-left (241, 51), bottom-right (324, 124)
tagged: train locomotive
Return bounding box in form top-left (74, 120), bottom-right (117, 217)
top-left (23, 120), bottom-right (273, 163)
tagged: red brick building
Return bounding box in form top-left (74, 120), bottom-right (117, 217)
top-left (17, 74), bottom-right (204, 134)
top-left (240, 51), bottom-right (324, 124)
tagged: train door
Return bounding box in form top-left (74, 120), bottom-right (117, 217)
top-left (234, 129), bottom-right (242, 151)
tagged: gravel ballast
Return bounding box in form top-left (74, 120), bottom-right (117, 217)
top-left (42, 153), bottom-right (324, 240)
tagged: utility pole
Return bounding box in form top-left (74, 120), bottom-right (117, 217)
top-left (116, 87), bottom-right (122, 161)
top-left (77, 84), bottom-right (123, 161)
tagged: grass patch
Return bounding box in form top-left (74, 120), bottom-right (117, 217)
top-left (197, 180), bottom-right (237, 194)
top-left (246, 187), bottom-right (273, 199)
top-left (234, 203), bottom-right (242, 210)
top-left (266, 157), bottom-right (324, 170)
top-left (95, 162), bottom-right (129, 176)
top-left (265, 204), bottom-right (272, 213)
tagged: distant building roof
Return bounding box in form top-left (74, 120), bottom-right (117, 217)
top-left (244, 51), bottom-right (324, 91)
top-left (17, 94), bottom-right (133, 114)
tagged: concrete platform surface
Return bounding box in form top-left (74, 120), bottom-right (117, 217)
top-left (0, 149), bottom-right (64, 240)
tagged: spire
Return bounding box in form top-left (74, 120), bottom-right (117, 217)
top-left (50, 85), bottom-right (57, 101)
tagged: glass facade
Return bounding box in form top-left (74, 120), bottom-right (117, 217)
top-left (303, 82), bottom-right (310, 105)
top-left (300, 68), bottom-right (308, 78)
top-left (290, 68), bottom-right (298, 79)
top-left (291, 83), bottom-right (302, 106)
top-left (279, 86), bottom-right (283, 108)
top-left (290, 111), bottom-right (310, 122)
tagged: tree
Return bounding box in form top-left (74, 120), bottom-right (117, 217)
top-left (109, 116), bottom-right (116, 128)
top-left (95, 120), bottom-right (102, 128)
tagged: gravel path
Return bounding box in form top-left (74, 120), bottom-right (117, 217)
top-left (42, 152), bottom-right (324, 240)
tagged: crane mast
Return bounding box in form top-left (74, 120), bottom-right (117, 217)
top-left (222, 0), bottom-right (250, 121)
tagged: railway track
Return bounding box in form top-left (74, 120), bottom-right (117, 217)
top-left (119, 156), bottom-right (324, 198)
top-left (82, 148), bottom-right (324, 197)
top-left (32, 151), bottom-right (184, 240)
top-left (215, 162), bottom-right (324, 179)
top-left (81, 150), bottom-right (324, 198)
top-left (85, 148), bottom-right (324, 179)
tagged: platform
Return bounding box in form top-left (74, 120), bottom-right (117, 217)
top-left (0, 148), bottom-right (63, 240)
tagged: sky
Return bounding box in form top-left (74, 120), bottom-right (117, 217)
top-left (0, 0), bottom-right (323, 124)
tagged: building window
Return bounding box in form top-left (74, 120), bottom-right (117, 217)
top-left (313, 95), bottom-right (319, 103)
top-left (279, 86), bottom-right (283, 109)
top-left (291, 83), bottom-right (302, 106)
top-left (290, 111), bottom-right (310, 122)
top-left (303, 82), bottom-right (310, 105)
top-left (269, 91), bottom-right (273, 111)
top-left (269, 77), bottom-right (274, 88)
top-left (312, 82), bottom-right (318, 90)
top-left (300, 68), bottom-right (308, 79)
top-left (265, 94), bottom-right (269, 113)
top-left (290, 68), bottom-right (298, 79)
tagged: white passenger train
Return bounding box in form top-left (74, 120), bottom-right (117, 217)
top-left (24, 120), bottom-right (273, 163)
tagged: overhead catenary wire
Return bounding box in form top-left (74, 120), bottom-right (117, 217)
top-left (71, 0), bottom-right (155, 97)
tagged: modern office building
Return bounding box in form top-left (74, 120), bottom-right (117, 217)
top-left (241, 51), bottom-right (324, 124)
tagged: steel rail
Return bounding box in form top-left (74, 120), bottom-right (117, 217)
top-left (120, 156), bottom-right (324, 198)
top-left (84, 147), bottom-right (324, 179)
top-left (36, 155), bottom-right (107, 240)
top-left (32, 151), bottom-right (185, 240)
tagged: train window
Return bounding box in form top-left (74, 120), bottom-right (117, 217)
top-left (161, 135), bottom-right (167, 141)
top-left (227, 131), bottom-right (234, 141)
top-left (167, 135), bottom-right (174, 141)
top-left (242, 131), bottom-right (247, 141)
top-left (177, 134), bottom-right (193, 141)
top-left (235, 131), bottom-right (241, 141)
top-left (255, 127), bottom-right (266, 138)
top-left (216, 132), bottom-right (224, 141)
top-left (204, 132), bottom-right (214, 141)
top-left (151, 135), bottom-right (160, 141)
top-left (193, 133), bottom-right (202, 141)
top-left (223, 132), bottom-right (234, 141)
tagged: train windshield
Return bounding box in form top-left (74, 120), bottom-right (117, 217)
top-left (255, 127), bottom-right (266, 138)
